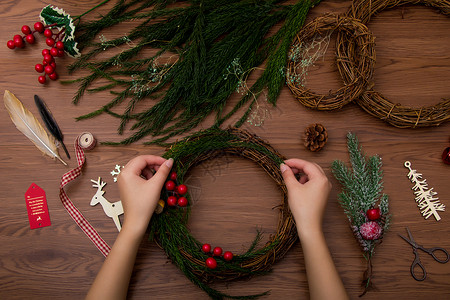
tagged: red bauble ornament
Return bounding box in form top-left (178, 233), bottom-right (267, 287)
top-left (165, 180), bottom-right (176, 191)
top-left (44, 65), bottom-right (54, 75)
top-left (442, 147), bottom-right (450, 165)
top-left (44, 29), bottom-right (53, 38)
top-left (223, 251), bottom-right (233, 261)
top-left (7, 40), bottom-right (15, 49)
top-left (201, 243), bottom-right (211, 253)
top-left (38, 75), bottom-right (46, 84)
top-left (34, 22), bottom-right (44, 33)
top-left (177, 196), bottom-right (188, 207)
top-left (49, 72), bottom-right (58, 81)
top-left (366, 208), bottom-right (381, 221)
top-left (167, 196), bottom-right (177, 207)
top-left (170, 171), bottom-right (177, 181)
top-left (359, 221), bottom-right (382, 240)
top-left (21, 25), bottom-right (31, 35)
top-left (177, 184), bottom-right (188, 195)
top-left (46, 38), bottom-right (55, 47)
top-left (35, 63), bottom-right (44, 73)
top-left (205, 257), bottom-right (217, 269)
top-left (25, 34), bottom-right (35, 44)
top-left (213, 247), bottom-right (223, 257)
top-left (56, 41), bottom-right (64, 50)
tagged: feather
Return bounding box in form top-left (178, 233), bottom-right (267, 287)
top-left (34, 95), bottom-right (71, 159)
top-left (3, 90), bottom-right (67, 166)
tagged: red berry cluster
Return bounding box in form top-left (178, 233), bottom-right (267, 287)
top-left (359, 208), bottom-right (382, 240)
top-left (201, 244), bottom-right (233, 269)
top-left (6, 22), bottom-right (65, 84)
top-left (164, 171), bottom-right (189, 207)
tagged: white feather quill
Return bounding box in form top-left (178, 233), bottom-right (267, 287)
top-left (3, 90), bottom-right (67, 166)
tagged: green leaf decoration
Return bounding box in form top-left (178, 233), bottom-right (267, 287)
top-left (40, 5), bottom-right (81, 58)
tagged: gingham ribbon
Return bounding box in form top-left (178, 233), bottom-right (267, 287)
top-left (59, 138), bottom-right (111, 257)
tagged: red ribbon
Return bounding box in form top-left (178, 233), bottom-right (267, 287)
top-left (59, 137), bottom-right (111, 257)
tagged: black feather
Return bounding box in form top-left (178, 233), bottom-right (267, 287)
top-left (34, 95), bottom-right (71, 159)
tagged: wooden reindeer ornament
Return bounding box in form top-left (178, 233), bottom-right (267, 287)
top-left (90, 177), bottom-right (124, 231)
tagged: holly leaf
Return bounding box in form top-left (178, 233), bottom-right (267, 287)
top-left (40, 5), bottom-right (81, 58)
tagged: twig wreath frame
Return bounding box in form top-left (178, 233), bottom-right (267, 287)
top-left (344, 0), bottom-right (450, 128)
top-left (286, 14), bottom-right (376, 110)
top-left (149, 127), bottom-right (297, 299)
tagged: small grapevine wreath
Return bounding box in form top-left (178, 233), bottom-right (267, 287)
top-left (341, 0), bottom-right (450, 128)
top-left (286, 14), bottom-right (376, 110)
top-left (148, 127), bottom-right (297, 299)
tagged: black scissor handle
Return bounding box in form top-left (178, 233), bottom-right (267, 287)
top-left (425, 247), bottom-right (450, 263)
top-left (411, 257), bottom-right (427, 281)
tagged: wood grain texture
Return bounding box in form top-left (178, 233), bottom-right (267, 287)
top-left (0, 0), bottom-right (449, 299)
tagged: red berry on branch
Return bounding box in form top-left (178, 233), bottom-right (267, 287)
top-left (205, 257), bottom-right (217, 269)
top-left (43, 54), bottom-right (53, 63)
top-left (13, 34), bottom-right (22, 41)
top-left (442, 147), bottom-right (450, 165)
top-left (46, 38), bottom-right (55, 47)
top-left (50, 47), bottom-right (58, 57)
top-left (56, 41), bottom-right (64, 50)
top-left (223, 251), bottom-right (233, 261)
top-left (201, 243), bottom-right (211, 253)
top-left (176, 184), bottom-right (188, 195)
top-left (167, 196), bottom-right (177, 207)
top-left (366, 208), bottom-right (381, 221)
top-left (43, 59), bottom-right (48, 66)
top-left (359, 221), bottom-right (382, 240)
top-left (177, 196), bottom-right (188, 207)
top-left (35, 63), bottom-right (44, 73)
top-left (44, 65), bottom-right (54, 75)
top-left (170, 171), bottom-right (177, 181)
top-left (14, 38), bottom-right (24, 48)
top-left (44, 29), bottom-right (53, 38)
top-left (34, 22), bottom-right (44, 33)
top-left (38, 75), bottom-right (46, 84)
top-left (48, 72), bottom-right (58, 81)
top-left (21, 25), bottom-right (31, 35)
top-left (165, 180), bottom-right (176, 191)
top-left (25, 34), bottom-right (35, 44)
top-left (7, 40), bottom-right (15, 49)
top-left (42, 49), bottom-right (50, 56)
top-left (50, 62), bottom-right (56, 69)
top-left (213, 247), bottom-right (222, 257)
top-left (57, 49), bottom-right (64, 57)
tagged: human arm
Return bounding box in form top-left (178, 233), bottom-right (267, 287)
top-left (281, 159), bottom-right (348, 300)
top-left (85, 155), bottom-right (173, 300)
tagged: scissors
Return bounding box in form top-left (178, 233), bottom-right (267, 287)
top-left (399, 227), bottom-right (449, 281)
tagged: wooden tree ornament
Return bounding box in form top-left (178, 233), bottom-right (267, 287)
top-left (404, 161), bottom-right (445, 221)
top-left (90, 177), bottom-right (124, 231)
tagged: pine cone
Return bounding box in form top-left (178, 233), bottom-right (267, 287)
top-left (304, 123), bottom-right (328, 152)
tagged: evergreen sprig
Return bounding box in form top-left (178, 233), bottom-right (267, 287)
top-left (66, 0), bottom-right (321, 144)
top-left (331, 132), bottom-right (391, 296)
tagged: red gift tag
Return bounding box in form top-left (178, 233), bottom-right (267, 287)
top-left (25, 183), bottom-right (51, 229)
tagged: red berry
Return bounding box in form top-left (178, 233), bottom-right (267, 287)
top-left (48, 72), bottom-right (58, 81)
top-left (176, 184), bottom-right (188, 195)
top-left (359, 221), bottom-right (382, 240)
top-left (223, 251), bottom-right (233, 261)
top-left (165, 180), bottom-right (176, 191)
top-left (201, 243), bottom-right (211, 253)
top-left (43, 54), bottom-right (53, 63)
top-left (38, 76), bottom-right (46, 84)
top-left (43, 59), bottom-right (48, 66)
top-left (167, 196), bottom-right (177, 207)
top-left (46, 37), bottom-right (55, 47)
top-left (21, 25), bottom-right (31, 35)
top-left (7, 40), bottom-right (15, 49)
top-left (50, 47), bottom-right (58, 57)
top-left (25, 34), bottom-right (35, 44)
top-left (34, 22), bottom-right (44, 33)
top-left (44, 65), bottom-right (54, 74)
top-left (213, 247), bottom-right (222, 257)
top-left (14, 37), bottom-right (24, 48)
top-left (205, 257), bottom-right (217, 269)
top-left (50, 62), bottom-right (56, 69)
top-left (56, 41), bottom-right (64, 50)
top-left (177, 196), bottom-right (188, 207)
top-left (442, 147), bottom-right (450, 165)
top-left (13, 34), bottom-right (22, 41)
top-left (170, 171), bottom-right (177, 180)
top-left (44, 29), bottom-right (53, 38)
top-left (366, 208), bottom-right (381, 221)
top-left (57, 49), bottom-right (64, 57)
top-left (42, 49), bottom-right (50, 56)
top-left (35, 63), bottom-right (44, 73)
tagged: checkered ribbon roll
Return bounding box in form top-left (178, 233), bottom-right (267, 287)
top-left (59, 136), bottom-right (111, 257)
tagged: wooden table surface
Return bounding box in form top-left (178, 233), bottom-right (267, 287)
top-left (1, 1), bottom-right (449, 299)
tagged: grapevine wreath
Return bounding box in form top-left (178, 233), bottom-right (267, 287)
top-left (148, 127), bottom-right (297, 299)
